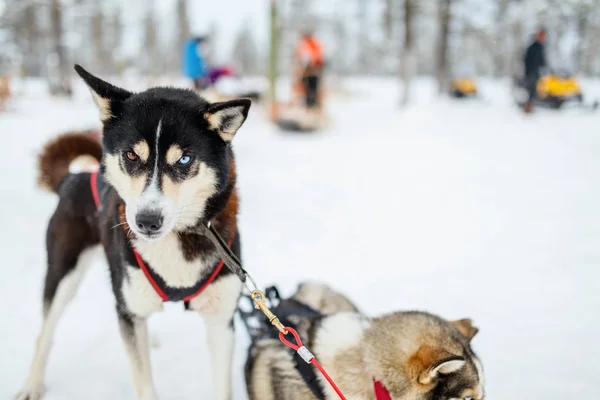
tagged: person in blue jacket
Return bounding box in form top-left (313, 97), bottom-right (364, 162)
top-left (182, 36), bottom-right (209, 90)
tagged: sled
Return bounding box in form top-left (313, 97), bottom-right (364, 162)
top-left (270, 103), bottom-right (328, 133)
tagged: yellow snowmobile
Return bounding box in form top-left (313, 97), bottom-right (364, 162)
top-left (449, 77), bottom-right (478, 98)
top-left (513, 69), bottom-right (598, 110)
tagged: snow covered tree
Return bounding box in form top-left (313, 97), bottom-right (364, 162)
top-left (436, 0), bottom-right (451, 94)
top-left (400, 0), bottom-right (416, 106)
top-left (232, 21), bottom-right (260, 75)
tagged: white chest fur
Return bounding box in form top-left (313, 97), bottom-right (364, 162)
top-left (132, 232), bottom-right (218, 288)
top-left (121, 264), bottom-right (164, 317)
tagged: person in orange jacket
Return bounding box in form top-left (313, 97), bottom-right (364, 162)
top-left (293, 30), bottom-right (325, 111)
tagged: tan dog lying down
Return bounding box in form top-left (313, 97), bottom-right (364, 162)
top-left (243, 282), bottom-right (485, 400)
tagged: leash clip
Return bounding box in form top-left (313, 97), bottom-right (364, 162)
top-left (249, 286), bottom-right (286, 334)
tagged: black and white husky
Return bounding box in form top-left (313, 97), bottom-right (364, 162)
top-left (16, 65), bottom-right (251, 400)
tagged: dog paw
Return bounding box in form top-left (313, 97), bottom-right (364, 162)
top-left (141, 390), bottom-right (159, 400)
top-left (14, 385), bottom-right (44, 400)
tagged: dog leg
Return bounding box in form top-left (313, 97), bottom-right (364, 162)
top-left (16, 246), bottom-right (97, 400)
top-left (191, 275), bottom-right (242, 400)
top-left (118, 313), bottom-right (158, 400)
top-left (204, 315), bottom-right (235, 400)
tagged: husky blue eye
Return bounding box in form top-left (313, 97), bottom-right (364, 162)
top-left (178, 155), bottom-right (192, 165)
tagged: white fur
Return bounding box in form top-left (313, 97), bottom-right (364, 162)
top-left (119, 318), bottom-right (157, 400)
top-left (188, 274), bottom-right (242, 315)
top-left (68, 155), bottom-right (99, 174)
top-left (204, 318), bottom-right (234, 400)
top-left (121, 264), bottom-right (164, 317)
top-left (91, 92), bottom-right (112, 121)
top-left (189, 275), bottom-right (242, 400)
top-left (312, 313), bottom-right (370, 400)
top-left (129, 120), bottom-right (168, 224)
top-left (420, 359), bottom-right (467, 385)
top-left (132, 232), bottom-right (219, 288)
top-left (313, 312), bottom-right (370, 362)
top-left (16, 246), bottom-right (100, 400)
top-left (434, 359), bottom-right (466, 375)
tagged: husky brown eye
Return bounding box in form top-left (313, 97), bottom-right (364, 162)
top-left (126, 151), bottom-right (138, 161)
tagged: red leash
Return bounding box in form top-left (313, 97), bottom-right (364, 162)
top-left (279, 327), bottom-right (347, 400)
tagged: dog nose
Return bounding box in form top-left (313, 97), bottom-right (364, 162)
top-left (135, 212), bottom-right (163, 234)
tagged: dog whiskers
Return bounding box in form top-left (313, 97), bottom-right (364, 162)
top-left (111, 221), bottom-right (129, 230)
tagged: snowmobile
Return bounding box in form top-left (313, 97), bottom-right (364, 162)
top-left (449, 77), bottom-right (478, 98)
top-left (512, 69), bottom-right (598, 110)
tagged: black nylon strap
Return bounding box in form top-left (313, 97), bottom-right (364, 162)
top-left (294, 351), bottom-right (327, 400)
top-left (197, 223), bottom-right (248, 283)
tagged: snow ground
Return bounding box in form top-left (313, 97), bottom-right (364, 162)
top-left (1, 77), bottom-right (599, 399)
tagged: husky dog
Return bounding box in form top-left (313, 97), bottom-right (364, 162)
top-left (244, 283), bottom-right (485, 400)
top-left (16, 65), bottom-right (251, 400)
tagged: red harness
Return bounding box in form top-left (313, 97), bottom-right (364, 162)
top-left (373, 380), bottom-right (392, 400)
top-left (90, 171), bottom-right (231, 302)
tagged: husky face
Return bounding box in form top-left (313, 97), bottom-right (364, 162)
top-left (364, 313), bottom-right (485, 400)
top-left (75, 65), bottom-right (250, 241)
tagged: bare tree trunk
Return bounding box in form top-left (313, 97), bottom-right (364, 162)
top-left (91, 5), bottom-right (110, 74)
top-left (574, 4), bottom-right (590, 75)
top-left (49, 0), bottom-right (71, 96)
top-left (383, 0), bottom-right (394, 40)
top-left (493, 0), bottom-right (508, 77)
top-left (12, 2), bottom-right (41, 76)
top-left (108, 11), bottom-right (123, 76)
top-left (400, 0), bottom-right (414, 106)
top-left (512, 17), bottom-right (524, 77)
top-left (143, 6), bottom-right (159, 79)
top-left (358, 0), bottom-right (368, 73)
top-left (268, 0), bottom-right (279, 117)
top-left (168, 0), bottom-right (190, 76)
top-left (585, 26), bottom-right (599, 76)
top-left (436, 0), bottom-right (451, 94)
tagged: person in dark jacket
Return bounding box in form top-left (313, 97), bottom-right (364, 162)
top-left (523, 29), bottom-right (547, 113)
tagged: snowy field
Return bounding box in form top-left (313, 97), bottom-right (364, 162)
top-left (1, 77), bottom-right (600, 399)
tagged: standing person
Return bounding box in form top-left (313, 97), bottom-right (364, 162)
top-left (182, 36), bottom-right (209, 90)
top-left (293, 30), bottom-right (324, 113)
top-left (523, 28), bottom-right (547, 113)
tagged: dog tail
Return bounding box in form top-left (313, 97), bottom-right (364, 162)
top-left (37, 130), bottom-right (103, 193)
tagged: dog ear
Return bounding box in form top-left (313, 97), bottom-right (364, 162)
top-left (451, 318), bottom-right (479, 341)
top-left (409, 346), bottom-right (466, 385)
top-left (204, 98), bottom-right (251, 142)
top-left (416, 352), bottom-right (466, 385)
top-left (418, 357), bottom-right (466, 384)
top-left (74, 64), bottom-right (133, 122)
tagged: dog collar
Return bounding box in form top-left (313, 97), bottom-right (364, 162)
top-left (374, 379), bottom-right (392, 400)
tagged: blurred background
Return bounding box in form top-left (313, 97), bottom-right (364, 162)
top-left (1, 0), bottom-right (600, 99)
top-left (1, 0), bottom-right (600, 399)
